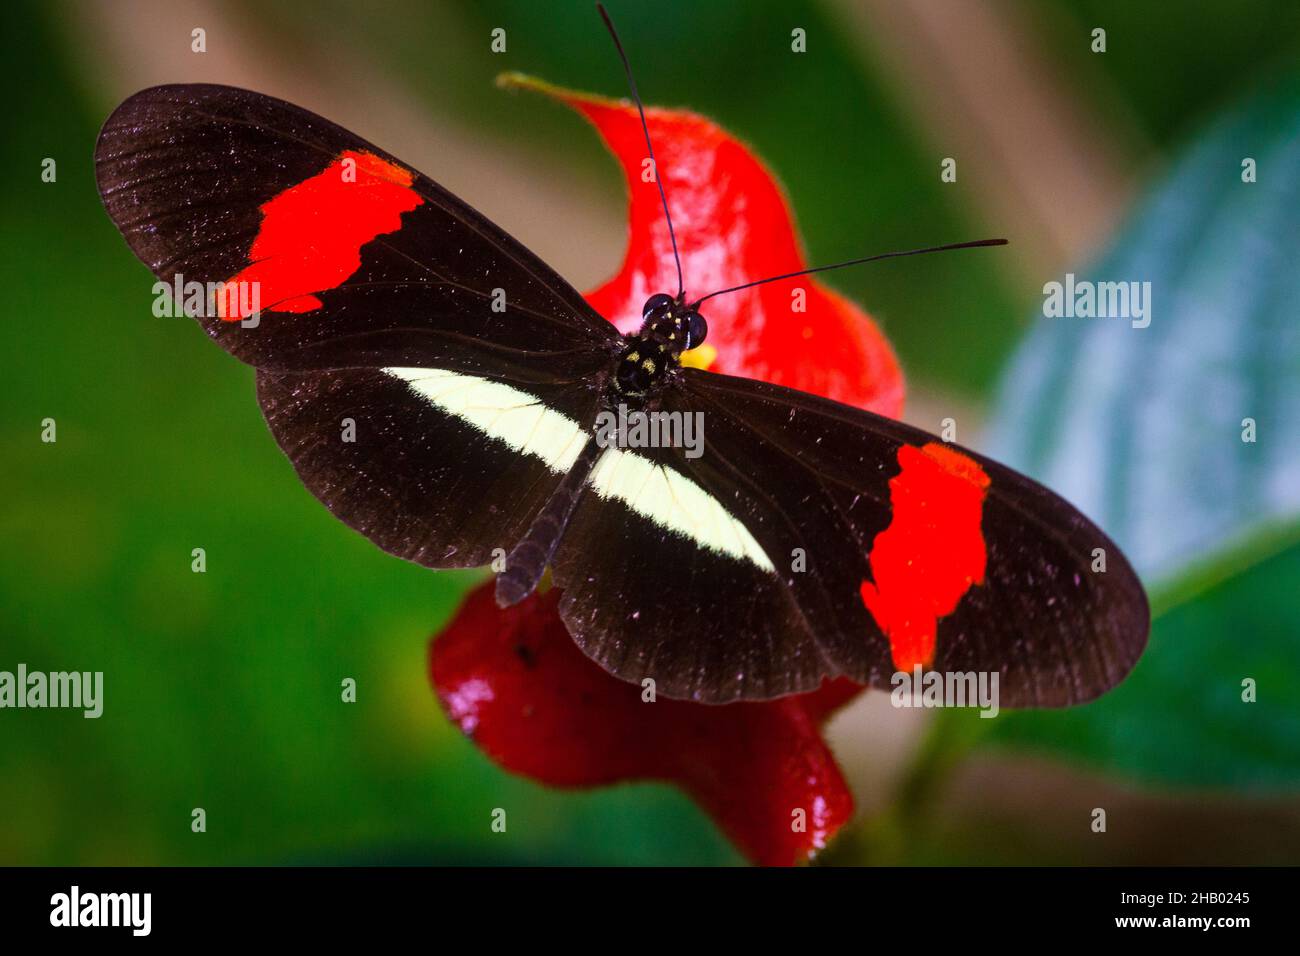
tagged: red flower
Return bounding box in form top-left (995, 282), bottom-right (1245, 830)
top-left (430, 75), bottom-right (905, 865)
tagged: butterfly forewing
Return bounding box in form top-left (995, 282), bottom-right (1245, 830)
top-left (97, 83), bottom-right (619, 572)
top-left (95, 84), bottom-right (621, 374)
top-left (552, 369), bottom-right (1148, 705)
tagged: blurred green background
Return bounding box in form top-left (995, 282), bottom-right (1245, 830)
top-left (2, 0), bottom-right (1298, 865)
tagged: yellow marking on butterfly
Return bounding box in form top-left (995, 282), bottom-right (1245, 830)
top-left (680, 343), bottom-right (717, 371)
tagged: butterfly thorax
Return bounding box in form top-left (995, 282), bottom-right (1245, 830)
top-left (612, 334), bottom-right (677, 398)
top-left (612, 293), bottom-right (708, 399)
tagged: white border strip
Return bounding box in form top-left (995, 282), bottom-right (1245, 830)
top-left (385, 367), bottom-right (774, 573)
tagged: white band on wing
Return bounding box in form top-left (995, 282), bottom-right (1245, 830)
top-left (587, 447), bottom-right (775, 572)
top-left (385, 367), bottom-right (774, 573)
top-left (385, 366), bottom-right (587, 472)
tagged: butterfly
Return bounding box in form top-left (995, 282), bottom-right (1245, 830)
top-left (94, 9), bottom-right (1148, 707)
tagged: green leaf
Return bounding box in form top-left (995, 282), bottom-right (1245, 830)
top-left (977, 69), bottom-right (1300, 787)
top-left (982, 540), bottom-right (1300, 788)
top-left (990, 71), bottom-right (1300, 584)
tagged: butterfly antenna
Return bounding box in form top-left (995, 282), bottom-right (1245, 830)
top-left (597, 3), bottom-right (684, 298)
top-left (690, 238), bottom-right (1009, 307)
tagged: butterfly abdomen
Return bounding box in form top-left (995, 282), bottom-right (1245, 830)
top-left (496, 437), bottom-right (605, 607)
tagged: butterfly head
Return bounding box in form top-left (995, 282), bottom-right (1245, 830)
top-left (611, 295), bottom-right (708, 398)
top-left (640, 293), bottom-right (708, 351)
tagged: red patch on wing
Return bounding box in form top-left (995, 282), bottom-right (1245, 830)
top-left (216, 150), bottom-right (422, 321)
top-left (859, 442), bottom-right (991, 671)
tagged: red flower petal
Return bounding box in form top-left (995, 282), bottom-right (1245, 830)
top-left (432, 584), bottom-right (854, 866)
top-left (501, 74), bottom-right (904, 418)
top-left (430, 77), bottom-right (910, 865)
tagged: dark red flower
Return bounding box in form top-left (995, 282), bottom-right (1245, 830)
top-left (430, 76), bottom-right (906, 865)
top-left (500, 73), bottom-right (903, 417)
top-left (433, 586), bottom-right (861, 865)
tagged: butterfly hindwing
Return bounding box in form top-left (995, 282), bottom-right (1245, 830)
top-left (256, 365), bottom-right (609, 569)
top-left (550, 437), bottom-right (858, 702)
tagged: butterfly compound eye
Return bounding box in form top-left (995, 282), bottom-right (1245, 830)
top-left (642, 293), bottom-right (675, 318)
top-left (683, 310), bottom-right (708, 349)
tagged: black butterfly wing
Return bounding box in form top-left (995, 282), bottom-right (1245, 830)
top-left (96, 84), bottom-right (620, 569)
top-left (256, 366), bottom-right (608, 568)
top-left (550, 434), bottom-right (849, 703)
top-left (551, 368), bottom-right (1149, 705)
top-left (95, 83), bottom-right (621, 376)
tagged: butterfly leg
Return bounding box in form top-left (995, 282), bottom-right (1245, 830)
top-left (496, 437), bottom-right (603, 607)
